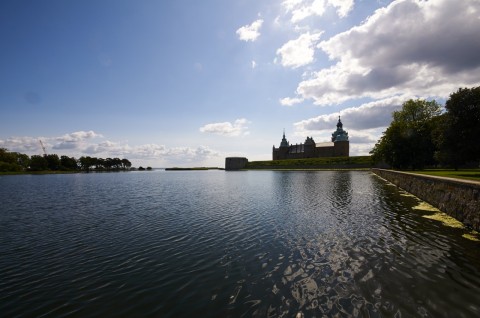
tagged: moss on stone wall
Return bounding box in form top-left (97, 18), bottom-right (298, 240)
top-left (372, 168), bottom-right (480, 232)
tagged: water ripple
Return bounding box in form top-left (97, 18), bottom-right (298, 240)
top-left (1, 171), bottom-right (480, 317)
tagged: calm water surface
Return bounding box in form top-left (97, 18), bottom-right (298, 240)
top-left (1, 170), bottom-right (480, 317)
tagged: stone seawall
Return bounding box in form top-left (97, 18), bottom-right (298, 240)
top-left (372, 169), bottom-right (480, 231)
top-left (225, 157), bottom-right (248, 170)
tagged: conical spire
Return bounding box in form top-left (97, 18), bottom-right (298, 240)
top-left (280, 129), bottom-right (289, 147)
top-left (337, 116), bottom-right (343, 129)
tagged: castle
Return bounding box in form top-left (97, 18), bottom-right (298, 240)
top-left (273, 116), bottom-right (349, 160)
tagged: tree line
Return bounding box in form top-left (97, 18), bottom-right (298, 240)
top-left (0, 150), bottom-right (133, 172)
top-left (370, 86), bottom-right (480, 170)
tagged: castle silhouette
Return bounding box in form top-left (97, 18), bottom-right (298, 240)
top-left (273, 117), bottom-right (349, 160)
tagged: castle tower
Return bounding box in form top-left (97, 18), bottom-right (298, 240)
top-left (332, 116), bottom-right (349, 157)
top-left (273, 129), bottom-right (290, 160)
top-left (280, 129), bottom-right (289, 148)
top-left (303, 136), bottom-right (316, 158)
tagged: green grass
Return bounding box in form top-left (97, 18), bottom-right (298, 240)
top-left (406, 169), bottom-right (480, 182)
top-left (247, 156), bottom-right (373, 169)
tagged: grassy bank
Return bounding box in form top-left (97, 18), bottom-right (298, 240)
top-left (246, 156), bottom-right (373, 169)
top-left (406, 169), bottom-right (480, 182)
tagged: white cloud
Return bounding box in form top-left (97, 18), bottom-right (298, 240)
top-left (251, 60), bottom-right (257, 69)
top-left (126, 144), bottom-right (219, 163)
top-left (350, 142), bottom-right (377, 156)
top-left (52, 130), bottom-right (103, 150)
top-left (236, 19), bottom-right (264, 42)
top-left (0, 136), bottom-right (41, 153)
top-left (280, 96), bottom-right (304, 106)
top-left (294, 95), bottom-right (410, 132)
top-left (84, 140), bottom-right (132, 155)
top-left (328, 0), bottom-right (354, 18)
top-left (283, 0), bottom-right (354, 22)
top-left (58, 130), bottom-right (102, 141)
top-left (276, 32), bottom-right (323, 68)
top-left (283, 0), bottom-right (305, 12)
top-left (291, 0), bottom-right (327, 23)
top-left (199, 118), bottom-right (250, 137)
top-left (0, 131), bottom-right (221, 166)
top-left (289, 0), bottom-right (480, 105)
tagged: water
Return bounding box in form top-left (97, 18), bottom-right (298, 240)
top-left (1, 170), bottom-right (479, 317)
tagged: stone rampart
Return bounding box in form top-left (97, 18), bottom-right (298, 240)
top-left (225, 157), bottom-right (248, 171)
top-left (372, 169), bottom-right (480, 231)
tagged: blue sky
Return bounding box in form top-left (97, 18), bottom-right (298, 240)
top-left (1, 0), bottom-right (480, 167)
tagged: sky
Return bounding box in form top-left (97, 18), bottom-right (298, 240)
top-left (1, 0), bottom-right (480, 168)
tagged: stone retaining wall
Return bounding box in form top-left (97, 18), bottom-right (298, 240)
top-left (225, 157), bottom-right (248, 170)
top-left (372, 169), bottom-right (480, 231)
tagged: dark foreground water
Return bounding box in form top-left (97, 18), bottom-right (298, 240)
top-left (1, 170), bottom-right (480, 317)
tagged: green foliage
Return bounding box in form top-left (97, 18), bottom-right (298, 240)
top-left (372, 88), bottom-right (480, 170)
top-left (370, 99), bottom-right (441, 169)
top-left (78, 156), bottom-right (132, 171)
top-left (0, 161), bottom-right (23, 172)
top-left (44, 154), bottom-right (61, 170)
top-left (29, 155), bottom-right (48, 171)
top-left (435, 87), bottom-right (480, 168)
top-left (0, 148), bottom-right (132, 173)
top-left (0, 148), bottom-right (30, 171)
top-left (60, 155), bottom-right (79, 170)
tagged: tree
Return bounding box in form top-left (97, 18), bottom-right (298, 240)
top-left (14, 152), bottom-right (30, 169)
top-left (121, 158), bottom-right (132, 170)
top-left (0, 148), bottom-right (29, 171)
top-left (436, 87), bottom-right (480, 168)
top-left (79, 156), bottom-right (95, 171)
top-left (0, 148), bottom-right (15, 164)
top-left (112, 158), bottom-right (122, 170)
top-left (30, 155), bottom-right (48, 171)
top-left (60, 155), bottom-right (79, 170)
top-left (44, 154), bottom-right (61, 170)
top-left (370, 99), bottom-right (441, 169)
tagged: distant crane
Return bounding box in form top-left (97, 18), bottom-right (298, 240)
top-left (39, 140), bottom-right (47, 156)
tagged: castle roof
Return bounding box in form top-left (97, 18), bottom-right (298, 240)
top-left (279, 129), bottom-right (289, 147)
top-left (332, 116), bottom-right (349, 142)
top-left (316, 142), bottom-right (334, 147)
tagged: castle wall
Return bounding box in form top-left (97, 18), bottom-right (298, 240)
top-left (333, 141), bottom-right (349, 157)
top-left (315, 146), bottom-right (335, 157)
top-left (273, 143), bottom-right (348, 160)
top-left (225, 157), bottom-right (248, 170)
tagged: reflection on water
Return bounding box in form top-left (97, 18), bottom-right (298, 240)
top-left (0, 171), bottom-right (479, 317)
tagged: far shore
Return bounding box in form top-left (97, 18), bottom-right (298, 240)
top-left (165, 167), bottom-right (224, 171)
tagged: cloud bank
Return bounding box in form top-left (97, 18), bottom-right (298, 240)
top-left (0, 131), bottom-right (220, 165)
top-left (294, 95), bottom-right (410, 132)
top-left (285, 0), bottom-right (480, 105)
top-left (199, 118), bottom-right (250, 137)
